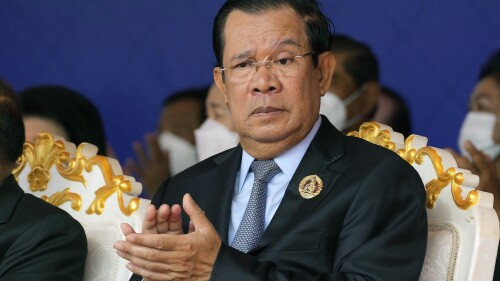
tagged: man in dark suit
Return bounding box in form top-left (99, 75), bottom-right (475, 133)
top-left (115, 0), bottom-right (427, 280)
top-left (0, 79), bottom-right (87, 280)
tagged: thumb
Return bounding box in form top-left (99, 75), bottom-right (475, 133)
top-left (183, 193), bottom-right (208, 231)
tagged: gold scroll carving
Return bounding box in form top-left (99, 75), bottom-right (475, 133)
top-left (13, 133), bottom-right (140, 216)
top-left (349, 122), bottom-right (478, 210)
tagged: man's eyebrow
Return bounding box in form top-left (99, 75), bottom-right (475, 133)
top-left (276, 38), bottom-right (302, 49)
top-left (228, 39), bottom-right (302, 62)
top-left (229, 50), bottom-right (253, 62)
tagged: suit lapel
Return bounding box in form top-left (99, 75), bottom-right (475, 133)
top-left (257, 117), bottom-right (345, 248)
top-left (195, 146), bottom-right (242, 245)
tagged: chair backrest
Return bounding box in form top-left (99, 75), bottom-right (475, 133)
top-left (348, 122), bottom-right (499, 281)
top-left (13, 133), bottom-right (151, 281)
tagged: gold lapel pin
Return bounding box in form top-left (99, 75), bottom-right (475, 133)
top-left (298, 175), bottom-right (323, 199)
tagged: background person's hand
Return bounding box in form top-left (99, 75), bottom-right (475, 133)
top-left (124, 132), bottom-right (171, 198)
top-left (447, 141), bottom-right (500, 215)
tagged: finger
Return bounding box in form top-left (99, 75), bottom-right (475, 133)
top-left (117, 236), bottom-right (192, 260)
top-left (116, 247), bottom-right (186, 280)
top-left (121, 223), bottom-right (136, 236)
top-left (125, 232), bottom-right (185, 250)
top-left (166, 204), bottom-right (183, 234)
top-left (124, 158), bottom-right (144, 179)
top-left (155, 204), bottom-right (170, 234)
top-left (183, 193), bottom-right (208, 231)
top-left (466, 141), bottom-right (492, 172)
top-left (123, 158), bottom-right (134, 175)
top-left (143, 204), bottom-right (162, 234)
top-left (132, 140), bottom-right (149, 166)
top-left (145, 133), bottom-right (165, 161)
top-left (125, 261), bottom-right (189, 281)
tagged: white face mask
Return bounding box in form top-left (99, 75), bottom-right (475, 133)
top-left (158, 131), bottom-right (197, 175)
top-left (320, 85), bottom-right (364, 131)
top-left (458, 112), bottom-right (500, 160)
top-left (194, 118), bottom-right (239, 161)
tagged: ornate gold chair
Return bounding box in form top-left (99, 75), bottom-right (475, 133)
top-left (13, 133), bottom-right (151, 281)
top-left (349, 122), bottom-right (499, 281)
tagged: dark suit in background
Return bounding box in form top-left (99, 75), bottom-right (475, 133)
top-left (0, 175), bottom-right (87, 281)
top-left (142, 118), bottom-right (427, 280)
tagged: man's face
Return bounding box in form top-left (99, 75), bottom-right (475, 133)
top-left (214, 7), bottom-right (333, 157)
top-left (469, 76), bottom-right (500, 142)
top-left (158, 98), bottom-right (203, 145)
top-left (328, 52), bottom-right (378, 133)
top-left (24, 116), bottom-right (69, 143)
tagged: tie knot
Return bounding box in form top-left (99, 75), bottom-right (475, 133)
top-left (251, 160), bottom-right (281, 183)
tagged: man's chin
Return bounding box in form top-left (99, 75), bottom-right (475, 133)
top-left (244, 127), bottom-right (292, 144)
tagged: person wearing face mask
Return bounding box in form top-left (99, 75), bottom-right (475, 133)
top-left (448, 71), bottom-right (500, 216)
top-left (125, 87), bottom-right (208, 198)
top-left (320, 34), bottom-right (381, 133)
top-left (195, 83), bottom-right (239, 161)
top-left (448, 57), bottom-right (500, 280)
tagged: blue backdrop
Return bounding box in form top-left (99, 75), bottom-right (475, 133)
top-left (1, 0), bottom-right (500, 163)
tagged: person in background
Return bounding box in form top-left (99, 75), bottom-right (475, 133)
top-left (0, 79), bottom-right (87, 280)
top-left (115, 0), bottom-right (427, 280)
top-left (194, 83), bottom-right (238, 161)
top-left (320, 34), bottom-right (381, 133)
top-left (476, 49), bottom-right (500, 280)
top-left (372, 86), bottom-right (412, 137)
top-left (448, 51), bottom-right (500, 281)
top-left (19, 85), bottom-right (108, 156)
top-left (125, 87), bottom-right (208, 197)
top-left (448, 71), bottom-right (500, 215)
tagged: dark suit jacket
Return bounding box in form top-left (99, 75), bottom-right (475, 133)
top-left (132, 117), bottom-right (428, 281)
top-left (0, 174), bottom-right (87, 281)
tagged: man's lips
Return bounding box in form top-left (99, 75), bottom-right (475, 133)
top-left (251, 106), bottom-right (282, 115)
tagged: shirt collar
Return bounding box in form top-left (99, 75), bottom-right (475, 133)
top-left (238, 116), bottom-right (322, 191)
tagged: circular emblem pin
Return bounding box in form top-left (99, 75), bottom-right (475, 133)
top-left (298, 175), bottom-right (323, 199)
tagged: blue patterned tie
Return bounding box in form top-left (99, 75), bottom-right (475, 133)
top-left (231, 159), bottom-right (281, 253)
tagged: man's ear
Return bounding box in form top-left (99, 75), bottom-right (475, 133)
top-left (213, 68), bottom-right (228, 104)
top-left (318, 52), bottom-right (336, 96)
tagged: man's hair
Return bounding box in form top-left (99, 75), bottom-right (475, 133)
top-left (0, 79), bottom-right (25, 164)
top-left (479, 49), bottom-right (500, 79)
top-left (19, 85), bottom-right (108, 155)
top-left (330, 34), bottom-right (379, 88)
top-left (213, 0), bottom-right (333, 69)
